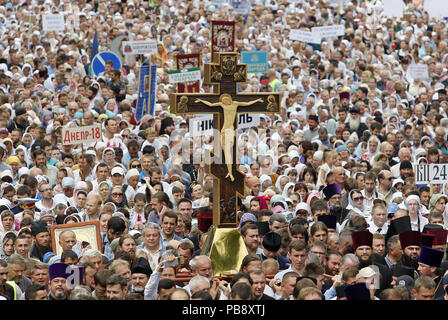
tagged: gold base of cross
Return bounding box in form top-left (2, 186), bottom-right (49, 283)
top-left (201, 226), bottom-right (248, 277)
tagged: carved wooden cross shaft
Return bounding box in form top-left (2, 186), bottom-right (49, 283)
top-left (169, 52), bottom-right (280, 227)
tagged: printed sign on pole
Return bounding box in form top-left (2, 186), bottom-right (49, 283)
top-left (414, 164), bottom-right (448, 184)
top-left (241, 51), bottom-right (268, 73)
top-left (190, 115), bottom-right (214, 137)
top-left (408, 64), bottom-right (429, 80)
top-left (311, 25), bottom-right (345, 39)
top-left (168, 68), bottom-right (202, 84)
top-left (62, 124), bottom-right (102, 145)
top-left (237, 113), bottom-right (260, 129)
top-left (289, 29), bottom-right (321, 44)
top-left (42, 14), bottom-right (65, 31)
top-left (122, 40), bottom-right (158, 55)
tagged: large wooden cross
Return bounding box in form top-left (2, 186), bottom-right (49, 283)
top-left (169, 52), bottom-right (280, 228)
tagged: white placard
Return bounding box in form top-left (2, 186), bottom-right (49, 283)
top-left (424, 0), bottom-right (448, 19)
top-left (122, 40), bottom-right (158, 55)
top-left (62, 124), bottom-right (102, 145)
top-left (168, 68), bottom-right (202, 84)
top-left (408, 64), bottom-right (429, 80)
top-left (238, 113), bottom-right (260, 129)
top-left (414, 164), bottom-right (448, 184)
top-left (383, 0), bottom-right (405, 18)
top-left (289, 29), bottom-right (321, 44)
top-left (42, 14), bottom-right (65, 32)
top-left (190, 115), bottom-right (214, 137)
top-left (311, 25), bottom-right (345, 39)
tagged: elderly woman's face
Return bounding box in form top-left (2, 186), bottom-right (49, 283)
top-left (407, 199), bottom-right (419, 214)
top-left (107, 100), bottom-right (115, 111)
top-left (369, 140), bottom-right (378, 153)
top-left (99, 184), bottom-right (110, 199)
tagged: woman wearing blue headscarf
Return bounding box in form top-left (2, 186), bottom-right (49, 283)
top-left (41, 110), bottom-right (53, 128)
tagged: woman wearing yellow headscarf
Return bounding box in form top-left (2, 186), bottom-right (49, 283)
top-left (156, 42), bottom-right (167, 63)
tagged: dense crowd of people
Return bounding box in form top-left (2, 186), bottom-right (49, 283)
top-left (0, 0), bottom-right (448, 301)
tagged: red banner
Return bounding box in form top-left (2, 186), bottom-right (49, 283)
top-left (211, 20), bottom-right (235, 62)
top-left (175, 53), bottom-right (201, 93)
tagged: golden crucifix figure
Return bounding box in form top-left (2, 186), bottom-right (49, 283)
top-left (195, 93), bottom-right (263, 181)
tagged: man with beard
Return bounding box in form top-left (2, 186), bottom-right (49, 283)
top-left (417, 246), bottom-right (445, 299)
top-left (7, 107), bottom-right (29, 132)
top-left (130, 257), bottom-right (152, 296)
top-left (398, 230), bottom-right (422, 274)
top-left (398, 160), bottom-right (414, 180)
top-left (35, 183), bottom-right (55, 212)
top-left (390, 148), bottom-right (412, 178)
top-left (339, 91), bottom-right (351, 109)
top-left (30, 221), bottom-right (52, 262)
top-left (30, 149), bottom-right (58, 187)
top-left (159, 117), bottom-right (175, 136)
top-left (345, 105), bottom-right (368, 141)
top-left (48, 263), bottom-right (71, 300)
top-left (323, 183), bottom-right (350, 225)
top-left (303, 114), bottom-right (320, 142)
top-left (352, 230), bottom-right (392, 294)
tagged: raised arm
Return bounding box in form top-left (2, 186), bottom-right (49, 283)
top-left (236, 98), bottom-right (264, 107)
top-left (195, 98), bottom-right (220, 107)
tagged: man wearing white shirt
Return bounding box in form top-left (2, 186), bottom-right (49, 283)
top-left (367, 203), bottom-right (389, 236)
top-left (274, 239), bottom-right (308, 280)
top-left (362, 172), bottom-right (385, 217)
top-left (35, 183), bottom-right (54, 212)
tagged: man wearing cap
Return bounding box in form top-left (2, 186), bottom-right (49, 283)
top-left (111, 166), bottom-right (135, 202)
top-left (7, 107), bottom-right (29, 132)
top-left (399, 160), bottom-right (414, 180)
top-left (256, 231), bottom-right (290, 270)
top-left (323, 183), bottom-right (349, 224)
top-left (30, 221), bottom-right (52, 262)
top-left (398, 230), bottom-right (422, 272)
top-left (352, 230), bottom-right (392, 293)
top-left (426, 228), bottom-right (448, 253)
top-left (417, 246), bottom-right (445, 299)
top-left (130, 257), bottom-right (152, 295)
top-left (48, 263), bottom-right (71, 300)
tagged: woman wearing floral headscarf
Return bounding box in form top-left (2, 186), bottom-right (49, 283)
top-left (98, 181), bottom-right (112, 204)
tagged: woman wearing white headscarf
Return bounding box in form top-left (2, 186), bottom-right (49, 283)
top-left (274, 175), bottom-right (290, 194)
top-left (259, 175), bottom-right (272, 192)
top-left (282, 182), bottom-right (296, 200)
top-left (346, 189), bottom-right (368, 218)
top-left (360, 135), bottom-right (380, 165)
top-left (405, 195), bottom-right (429, 232)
